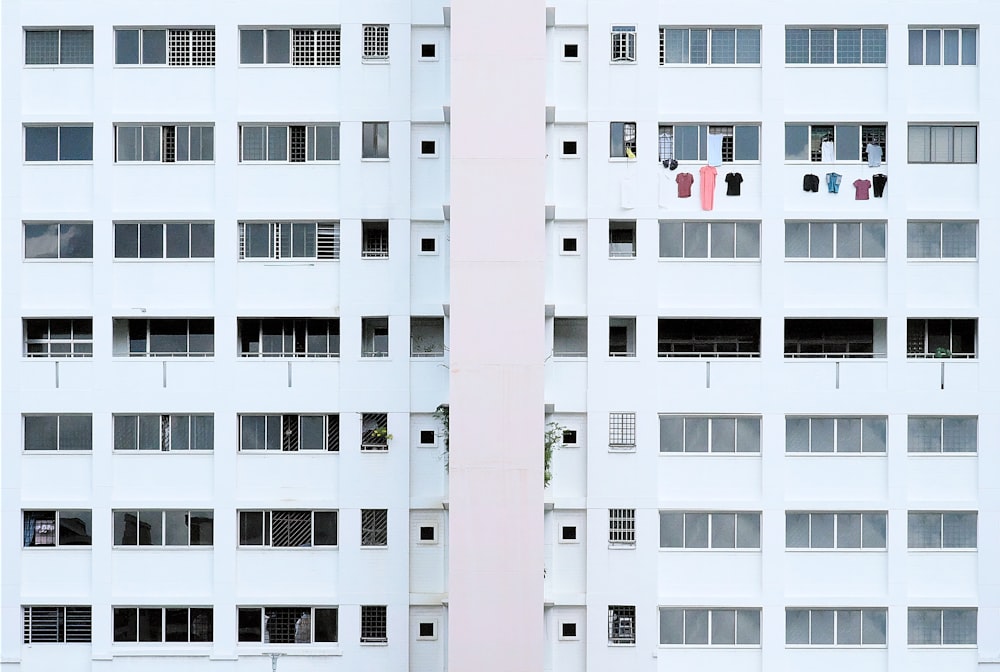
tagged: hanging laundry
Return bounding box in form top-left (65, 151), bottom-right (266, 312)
top-left (853, 178), bottom-right (871, 200)
top-left (803, 174), bottom-right (820, 192)
top-left (707, 133), bottom-right (724, 167)
top-left (826, 173), bottom-right (842, 194)
top-left (700, 165), bottom-right (718, 211)
top-left (866, 143), bottom-right (883, 168)
top-left (676, 172), bottom-right (694, 198)
top-left (873, 173), bottom-right (887, 198)
top-left (821, 140), bottom-right (835, 163)
top-left (724, 172), bottom-right (743, 196)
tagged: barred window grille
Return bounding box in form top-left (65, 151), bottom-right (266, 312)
top-left (168, 30), bottom-right (191, 65)
top-left (611, 26), bottom-right (636, 62)
top-left (293, 28), bottom-right (341, 65)
top-left (23, 606), bottom-right (92, 643)
top-left (708, 125), bottom-right (735, 162)
top-left (361, 509), bottom-right (388, 546)
top-left (361, 413), bottom-right (390, 451)
top-left (608, 605), bottom-right (636, 644)
top-left (271, 511), bottom-right (313, 547)
top-left (362, 221), bottom-right (390, 258)
top-left (361, 605), bottom-right (388, 643)
top-left (363, 25), bottom-right (389, 60)
top-left (165, 28), bottom-right (215, 66)
top-left (239, 221), bottom-right (340, 260)
top-left (609, 508), bottom-right (636, 546)
top-left (609, 412), bottom-right (636, 448)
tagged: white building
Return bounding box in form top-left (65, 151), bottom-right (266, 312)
top-left (2, 1), bottom-right (998, 671)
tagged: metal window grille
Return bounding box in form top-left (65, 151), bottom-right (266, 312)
top-left (24, 606), bottom-right (92, 643)
top-left (361, 509), bottom-right (388, 546)
top-left (162, 126), bottom-right (176, 163)
top-left (168, 30), bottom-right (191, 66)
top-left (608, 606), bottom-right (636, 644)
top-left (658, 126), bottom-right (674, 162)
top-left (361, 413), bottom-right (389, 451)
top-left (360, 606), bottom-right (388, 643)
top-left (327, 415), bottom-right (341, 451)
top-left (363, 25), bottom-right (389, 60)
top-left (609, 508), bottom-right (636, 545)
top-left (189, 29), bottom-right (216, 66)
top-left (23, 319), bottom-right (93, 358)
top-left (658, 28), bottom-right (665, 64)
top-left (315, 29), bottom-right (341, 65)
top-left (861, 124), bottom-right (887, 163)
top-left (292, 29), bottom-right (316, 65)
top-left (609, 412), bottom-right (636, 448)
top-left (263, 607), bottom-right (306, 644)
top-left (271, 511), bottom-right (313, 547)
top-left (362, 221), bottom-right (389, 258)
top-left (317, 222), bottom-right (340, 259)
top-left (289, 126), bottom-right (306, 162)
top-left (611, 26), bottom-right (636, 62)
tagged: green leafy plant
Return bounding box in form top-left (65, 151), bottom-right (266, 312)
top-left (371, 427), bottom-right (393, 442)
top-left (433, 403), bottom-right (450, 469)
top-left (544, 422), bottom-right (566, 488)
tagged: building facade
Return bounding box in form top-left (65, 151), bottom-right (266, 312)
top-left (3, 1), bottom-right (998, 671)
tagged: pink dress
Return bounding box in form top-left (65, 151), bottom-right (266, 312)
top-left (700, 165), bottom-right (717, 211)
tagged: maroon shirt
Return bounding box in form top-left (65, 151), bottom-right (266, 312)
top-left (853, 179), bottom-right (871, 200)
top-left (676, 172), bottom-right (694, 198)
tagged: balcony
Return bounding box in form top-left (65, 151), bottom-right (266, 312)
top-left (784, 318), bottom-right (885, 358)
top-left (658, 319), bottom-right (760, 358)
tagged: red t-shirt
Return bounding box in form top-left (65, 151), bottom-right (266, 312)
top-left (853, 179), bottom-right (871, 200)
top-left (676, 173), bottom-right (694, 198)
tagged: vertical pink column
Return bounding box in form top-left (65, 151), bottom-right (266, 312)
top-left (449, 0), bottom-right (546, 670)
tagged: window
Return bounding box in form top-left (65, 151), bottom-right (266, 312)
top-left (420, 140), bottom-right (437, 155)
top-left (611, 25), bottom-right (636, 62)
top-left (238, 319), bottom-right (340, 358)
top-left (562, 237), bottom-right (578, 253)
top-left (363, 24), bottom-right (389, 60)
top-left (908, 416), bottom-right (976, 453)
top-left (115, 125), bottom-right (214, 162)
top-left (115, 28), bottom-right (215, 65)
top-left (361, 413), bottom-right (390, 451)
top-left (608, 606), bottom-right (636, 645)
top-left (907, 319), bottom-right (976, 358)
top-left (24, 222), bottom-right (93, 259)
top-left (908, 608), bottom-right (976, 645)
top-left (786, 608), bottom-right (887, 646)
top-left (23, 319), bottom-right (92, 357)
top-left (113, 607), bottom-right (212, 643)
top-left (25, 29), bottom-right (93, 65)
top-left (239, 414), bottom-right (339, 452)
top-left (553, 317), bottom-right (587, 357)
top-left (786, 416), bottom-right (887, 453)
top-left (113, 318), bottom-right (213, 357)
top-left (419, 525), bottom-right (436, 542)
top-left (418, 621), bottom-right (436, 639)
top-left (23, 510), bottom-right (92, 547)
top-left (562, 429), bottom-right (578, 445)
top-left (785, 27), bottom-right (886, 64)
top-left (784, 319), bottom-right (883, 358)
top-left (659, 125), bottom-right (760, 163)
top-left (238, 221), bottom-right (340, 260)
top-left (660, 416), bottom-right (761, 453)
top-left (361, 509), bottom-right (388, 547)
top-left (23, 606), bottom-right (92, 643)
top-left (659, 221), bottom-right (760, 259)
top-left (238, 511), bottom-right (338, 547)
top-left (658, 319), bottom-right (761, 357)
top-left (420, 43), bottom-right (437, 59)
top-left (113, 414), bottom-right (213, 452)
top-left (420, 237), bottom-right (437, 253)
top-left (24, 414), bottom-right (92, 451)
top-left (563, 43), bottom-right (579, 59)
top-left (114, 222), bottom-right (214, 259)
top-left (238, 607), bottom-right (338, 643)
top-left (785, 123), bottom-right (886, 162)
top-left (361, 606), bottom-right (388, 643)
top-left (909, 28), bottom-right (977, 65)
top-left (660, 27), bottom-right (760, 65)
top-left (907, 221), bottom-right (976, 259)
top-left (362, 122), bottom-right (389, 159)
top-left (785, 221), bottom-right (886, 259)
top-left (114, 510), bottom-right (213, 546)
top-left (908, 125), bottom-right (977, 163)
top-left (609, 318), bottom-right (635, 357)
top-left (609, 412), bottom-right (636, 449)
top-left (24, 125), bottom-right (92, 161)
top-left (609, 508), bottom-right (635, 546)
top-left (908, 511), bottom-right (977, 549)
top-left (239, 125), bottom-right (340, 162)
top-left (239, 28), bottom-right (341, 65)
top-left (659, 608), bottom-right (761, 646)
top-left (560, 525), bottom-right (578, 542)
top-left (362, 318), bottom-right (390, 358)
top-left (659, 512), bottom-right (761, 549)
top-left (786, 512), bottom-right (887, 549)
top-left (561, 140), bottom-right (578, 156)
top-left (608, 221), bottom-right (635, 258)
top-left (610, 122), bottom-right (636, 158)
top-left (418, 430), bottom-right (436, 446)
top-left (362, 220), bottom-right (390, 257)
top-left (411, 317), bottom-right (445, 357)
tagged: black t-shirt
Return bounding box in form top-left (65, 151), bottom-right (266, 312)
top-left (725, 172), bottom-right (743, 196)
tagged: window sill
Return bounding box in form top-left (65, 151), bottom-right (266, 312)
top-left (24, 161), bottom-right (94, 166)
top-left (238, 64), bottom-right (340, 68)
top-left (784, 355), bottom-right (886, 360)
top-left (907, 452), bottom-right (977, 457)
top-left (113, 64), bottom-right (216, 69)
top-left (659, 63), bottom-right (761, 68)
top-left (608, 157), bottom-right (636, 163)
top-left (360, 157), bottom-right (390, 162)
top-left (785, 452), bottom-right (886, 457)
top-left (658, 644), bottom-right (761, 649)
top-left (239, 354), bottom-right (340, 359)
top-left (24, 64), bottom-right (95, 69)
top-left (906, 355), bottom-right (977, 361)
top-left (560, 154), bottom-right (580, 159)
top-left (23, 546), bottom-right (92, 551)
top-left (659, 452), bottom-right (760, 457)
top-left (658, 354), bottom-right (760, 359)
top-left (784, 258), bottom-right (886, 263)
top-left (239, 161), bottom-right (341, 165)
top-left (237, 450), bottom-right (337, 455)
top-left (785, 644), bottom-right (886, 650)
top-left (112, 646), bottom-right (214, 656)
top-left (113, 450), bottom-right (213, 455)
top-left (659, 547), bottom-right (760, 553)
top-left (113, 258), bottom-right (215, 263)
top-left (784, 547), bottom-right (887, 553)
top-left (22, 355), bottom-right (93, 360)
top-left (907, 548), bottom-right (977, 553)
top-left (552, 355), bottom-right (587, 360)
top-left (906, 258), bottom-right (978, 263)
top-left (907, 644), bottom-right (978, 649)
top-left (784, 63), bottom-right (887, 68)
top-left (659, 257), bottom-right (760, 263)
top-left (361, 59), bottom-right (390, 64)
top-left (360, 641), bottom-right (389, 646)
top-left (236, 646), bottom-right (342, 656)
top-left (112, 545), bottom-right (213, 551)
top-left (22, 258), bottom-right (94, 263)
top-left (22, 450), bottom-right (92, 455)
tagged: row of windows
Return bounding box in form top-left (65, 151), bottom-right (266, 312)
top-left (23, 509), bottom-right (420, 549)
top-left (25, 26), bottom-right (405, 66)
top-left (23, 605), bottom-right (403, 645)
top-left (606, 606), bottom-right (976, 647)
top-left (554, 318), bottom-right (975, 360)
top-left (22, 317), bottom-right (443, 359)
top-left (606, 122), bottom-right (974, 163)
top-left (605, 25), bottom-right (976, 66)
top-left (21, 412), bottom-right (440, 452)
top-left (24, 123), bottom-right (423, 162)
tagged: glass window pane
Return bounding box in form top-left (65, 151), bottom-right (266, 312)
top-left (861, 28), bottom-right (886, 63)
top-left (674, 125), bottom-right (700, 161)
top-left (26, 126), bottom-right (58, 161)
top-left (863, 609), bottom-right (887, 645)
top-left (925, 29), bottom-right (941, 65)
top-left (786, 609), bottom-right (809, 644)
top-left (943, 417), bottom-right (976, 453)
top-left (944, 609), bottom-right (977, 645)
top-left (943, 221), bottom-right (976, 258)
top-left (689, 29), bottom-right (707, 64)
top-left (660, 608), bottom-right (683, 644)
top-left (908, 125), bottom-right (931, 162)
top-left (810, 222), bottom-right (834, 258)
top-left (165, 223), bottom-right (190, 258)
top-left (25, 415), bottom-right (58, 450)
top-left (299, 415), bottom-right (324, 450)
top-left (711, 610), bottom-right (736, 645)
top-left (659, 512), bottom-right (683, 547)
top-left (114, 222), bottom-right (138, 259)
top-left (240, 29), bottom-right (264, 63)
top-left (954, 126), bottom-right (977, 163)
top-left (862, 513), bottom-right (887, 548)
top-left (26, 31), bottom-right (59, 64)
top-left (785, 28), bottom-right (809, 64)
top-left (861, 222), bottom-right (886, 258)
top-left (785, 125), bottom-right (809, 160)
top-left (116, 126), bottom-right (140, 161)
top-left (314, 512), bottom-right (338, 545)
top-left (142, 126), bottom-right (161, 161)
top-left (862, 417), bottom-right (887, 453)
top-left (943, 512), bottom-right (976, 548)
top-left (659, 416), bottom-right (683, 452)
top-left (137, 414), bottom-right (159, 450)
top-left (837, 610), bottom-right (862, 645)
top-left (909, 609), bottom-right (941, 645)
top-left (786, 513), bottom-right (809, 548)
top-left (659, 221), bottom-right (683, 258)
top-left (241, 126), bottom-right (265, 161)
top-left (908, 416), bottom-right (941, 452)
top-left (811, 610), bottom-right (834, 645)
top-left (836, 222), bottom-right (861, 258)
top-left (663, 29), bottom-right (688, 64)
top-left (710, 29), bottom-right (735, 64)
top-left (138, 510), bottom-right (163, 545)
top-left (961, 29), bottom-right (976, 65)
top-left (836, 513), bottom-right (861, 548)
top-left (736, 513), bottom-right (760, 548)
top-left (737, 610), bottom-right (760, 645)
top-left (835, 124), bottom-right (860, 161)
top-left (786, 417), bottom-right (809, 452)
top-left (810, 29), bottom-right (834, 64)
top-left (811, 417), bottom-right (834, 452)
top-left (943, 30), bottom-right (960, 65)
top-left (59, 126), bottom-right (92, 161)
top-left (908, 512), bottom-right (941, 548)
top-left (837, 417), bottom-right (861, 452)
top-left (683, 222), bottom-right (708, 258)
top-left (25, 223), bottom-right (58, 258)
top-left (837, 29), bottom-right (861, 64)
top-left (190, 223), bottom-right (214, 258)
top-left (61, 222), bottom-right (92, 259)
top-left (785, 222), bottom-right (809, 257)
top-left (735, 222), bottom-right (760, 258)
top-left (710, 223), bottom-right (735, 259)
top-left (685, 610), bottom-right (708, 644)
top-left (139, 223), bottom-right (163, 258)
top-left (266, 29), bottom-right (290, 63)
top-left (116, 29), bottom-right (139, 64)
top-left (142, 29), bottom-right (166, 64)
top-left (710, 513), bottom-right (736, 548)
top-left (267, 126), bottom-right (287, 161)
top-left (59, 415), bottom-right (92, 450)
top-left (61, 30), bottom-right (93, 64)
top-left (169, 415), bottom-right (190, 450)
top-left (684, 513), bottom-right (708, 548)
top-left (811, 513), bottom-right (834, 548)
top-left (736, 29), bottom-right (760, 64)
top-left (909, 29), bottom-right (924, 65)
top-left (710, 417), bottom-right (736, 452)
top-left (684, 417), bottom-right (708, 452)
top-left (734, 125), bottom-right (759, 161)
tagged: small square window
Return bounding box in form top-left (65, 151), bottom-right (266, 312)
top-left (562, 429), bottom-right (578, 445)
top-left (564, 43), bottom-right (579, 59)
top-left (419, 525), bottom-right (436, 542)
top-left (418, 621), bottom-right (436, 639)
top-left (420, 140), bottom-right (437, 155)
top-left (420, 43), bottom-right (436, 59)
top-left (419, 429), bottom-right (436, 445)
top-left (420, 238), bottom-right (437, 253)
top-left (561, 622), bottom-right (578, 639)
top-left (562, 140), bottom-right (578, 156)
top-left (562, 238), bottom-right (579, 254)
top-left (561, 525), bottom-right (578, 542)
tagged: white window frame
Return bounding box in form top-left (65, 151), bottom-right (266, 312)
top-left (112, 510), bottom-right (214, 546)
top-left (24, 124), bottom-right (93, 162)
top-left (361, 509), bottom-right (388, 547)
top-left (659, 511), bottom-right (762, 549)
top-left (906, 221), bottom-right (977, 260)
top-left (608, 412), bottom-right (636, 449)
top-left (559, 621), bottom-right (580, 640)
top-left (237, 318), bottom-right (340, 358)
top-left (907, 608), bottom-right (977, 646)
top-left (658, 124), bottom-right (761, 163)
top-left (237, 606), bottom-right (338, 644)
top-left (362, 24), bottom-right (390, 61)
top-left (114, 124), bottom-right (214, 163)
top-left (361, 318), bottom-right (390, 358)
top-left (906, 318), bottom-right (977, 359)
top-left (114, 27), bottom-right (216, 66)
top-left (907, 511), bottom-right (977, 549)
top-left (360, 605), bottom-right (388, 644)
top-left (23, 414), bottom-right (92, 451)
top-left (908, 27), bottom-right (977, 66)
top-left (361, 413), bottom-right (390, 450)
top-left (609, 220), bottom-right (636, 258)
top-left (22, 510), bottom-right (92, 547)
top-left (237, 221), bottom-right (340, 260)
top-left (238, 414), bottom-right (340, 452)
top-left (23, 318), bottom-right (93, 358)
top-left (785, 608), bottom-right (887, 647)
top-left (416, 523), bottom-right (438, 544)
top-left (113, 221), bottom-right (215, 260)
top-left (416, 620), bottom-right (438, 640)
top-left (785, 27), bottom-right (886, 65)
top-left (659, 27), bottom-right (761, 66)
top-left (23, 221), bottom-right (93, 260)
top-left (112, 606), bottom-right (213, 643)
top-left (362, 122), bottom-right (390, 159)
top-left (610, 25), bottom-right (636, 63)
top-left (113, 414), bottom-right (214, 451)
top-left (659, 608), bottom-right (761, 647)
top-left (237, 510), bottom-right (338, 547)
top-left (238, 27), bottom-right (342, 66)
top-left (659, 221), bottom-right (761, 260)
top-left (608, 605), bottom-right (636, 645)
top-left (907, 416), bottom-right (977, 454)
top-left (609, 122), bottom-right (637, 158)
top-left (784, 221), bottom-right (887, 260)
top-left (907, 125), bottom-right (977, 164)
top-left (24, 28), bottom-right (94, 66)
top-left (785, 511), bottom-right (888, 550)
top-left (238, 124), bottom-right (340, 163)
top-left (659, 415), bottom-right (762, 454)
top-left (608, 508), bottom-right (635, 547)
top-left (559, 525), bottom-right (579, 543)
top-left (785, 416), bottom-right (887, 454)
top-left (113, 318), bottom-right (214, 357)
top-left (418, 236), bottom-right (438, 255)
top-left (362, 220), bottom-right (390, 257)
top-left (23, 606), bottom-right (92, 643)
top-left (784, 123), bottom-right (887, 163)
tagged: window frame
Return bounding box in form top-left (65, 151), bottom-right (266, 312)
top-left (609, 122), bottom-right (637, 159)
top-left (908, 27), bottom-right (977, 66)
top-left (114, 124), bottom-right (215, 163)
top-left (659, 511), bottom-right (762, 550)
top-left (659, 27), bottom-right (761, 66)
top-left (361, 318), bottom-right (390, 358)
top-left (608, 412), bottom-right (636, 449)
top-left (785, 511), bottom-right (888, 550)
top-left (112, 414), bottom-right (215, 452)
top-left (113, 221), bottom-right (215, 260)
top-left (362, 24), bottom-right (390, 61)
top-left (22, 510), bottom-right (93, 547)
top-left (23, 318), bottom-right (93, 358)
top-left (238, 27), bottom-right (342, 66)
top-left (24, 28), bottom-right (94, 66)
top-left (113, 318), bottom-right (214, 357)
top-left (23, 414), bottom-right (92, 452)
top-left (908, 608), bottom-right (977, 646)
top-left (360, 605), bottom-right (388, 644)
top-left (360, 509), bottom-right (389, 547)
top-left (608, 605), bottom-right (636, 645)
top-left (907, 416), bottom-right (977, 454)
top-left (112, 606), bottom-right (213, 643)
top-left (608, 508), bottom-right (636, 547)
top-left (238, 124), bottom-right (340, 163)
top-left (784, 221), bottom-right (887, 260)
top-left (113, 27), bottom-right (216, 66)
top-left (658, 124), bottom-right (761, 163)
top-left (237, 510), bottom-right (338, 547)
top-left (237, 319), bottom-right (340, 358)
top-left (238, 414), bottom-right (340, 452)
top-left (906, 318), bottom-right (977, 359)
top-left (24, 124), bottom-right (93, 162)
top-left (784, 27), bottom-right (887, 65)
top-left (23, 606), bottom-right (92, 643)
top-left (907, 511), bottom-right (977, 550)
top-left (362, 122), bottom-right (390, 159)
top-left (658, 415), bottom-right (762, 454)
top-left (23, 221), bottom-right (94, 260)
top-left (784, 123), bottom-right (887, 163)
top-left (658, 607), bottom-right (761, 647)
top-left (906, 221), bottom-right (977, 260)
top-left (610, 25), bottom-right (636, 63)
top-left (785, 608), bottom-right (887, 647)
top-left (659, 220), bottom-right (761, 260)
top-left (237, 606), bottom-right (338, 644)
top-left (785, 416), bottom-right (888, 454)
top-left (113, 510), bottom-right (214, 546)
top-left (237, 221), bottom-right (340, 261)
top-left (907, 124), bottom-right (977, 164)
